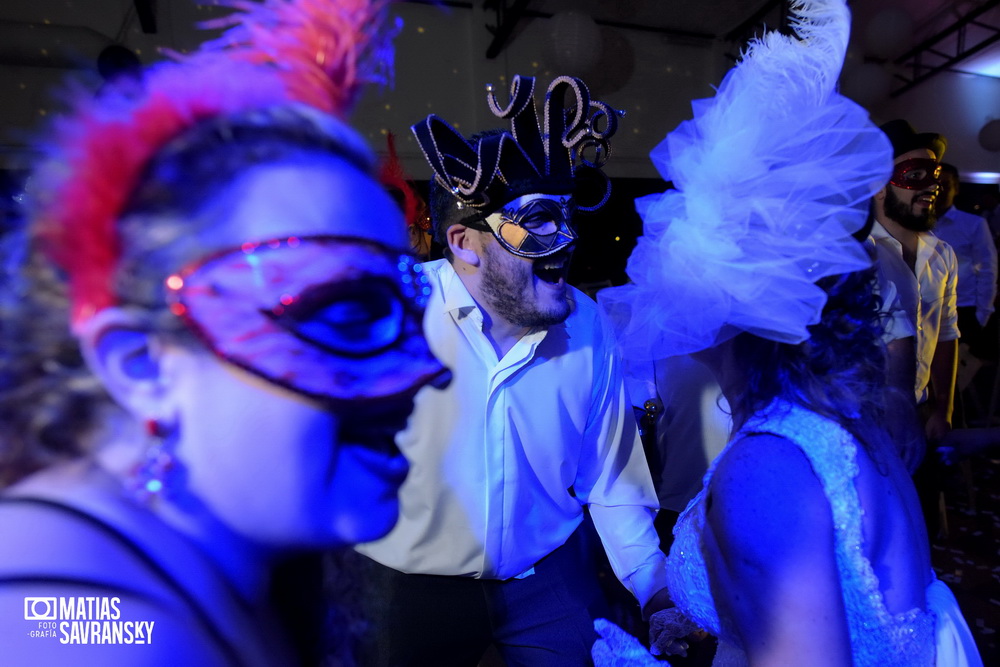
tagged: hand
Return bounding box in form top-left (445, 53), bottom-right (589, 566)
top-left (592, 618), bottom-right (664, 667)
top-left (937, 444), bottom-right (958, 466)
top-left (924, 409), bottom-right (952, 443)
top-left (641, 587), bottom-right (674, 620)
top-left (648, 607), bottom-right (705, 657)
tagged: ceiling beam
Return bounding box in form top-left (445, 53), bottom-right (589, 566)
top-left (485, 0), bottom-right (533, 59)
top-left (134, 0), bottom-right (157, 34)
top-left (891, 0), bottom-right (1000, 97)
top-left (399, 0), bottom-right (714, 59)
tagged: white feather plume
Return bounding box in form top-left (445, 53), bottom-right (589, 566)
top-left (600, 0), bottom-right (892, 360)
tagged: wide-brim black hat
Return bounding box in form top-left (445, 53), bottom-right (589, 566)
top-left (879, 119), bottom-right (947, 160)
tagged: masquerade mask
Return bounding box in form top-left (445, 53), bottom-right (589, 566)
top-left (482, 194), bottom-right (576, 258)
top-left (889, 158), bottom-right (941, 191)
top-left (165, 235), bottom-right (444, 405)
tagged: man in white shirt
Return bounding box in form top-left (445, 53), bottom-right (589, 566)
top-left (355, 75), bottom-right (670, 665)
top-left (870, 119), bottom-right (959, 539)
top-left (933, 163), bottom-right (997, 360)
top-left (870, 119), bottom-right (959, 439)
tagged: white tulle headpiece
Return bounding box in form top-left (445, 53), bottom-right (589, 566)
top-left (599, 0), bottom-right (891, 360)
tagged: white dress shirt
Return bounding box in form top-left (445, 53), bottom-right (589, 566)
top-left (870, 221), bottom-right (960, 403)
top-left (356, 259), bottom-right (668, 608)
top-left (933, 206), bottom-right (998, 326)
top-left (869, 237), bottom-right (918, 345)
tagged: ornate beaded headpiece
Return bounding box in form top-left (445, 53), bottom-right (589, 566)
top-left (411, 74), bottom-right (622, 227)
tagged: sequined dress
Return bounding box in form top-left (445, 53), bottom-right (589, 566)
top-left (666, 400), bottom-right (980, 666)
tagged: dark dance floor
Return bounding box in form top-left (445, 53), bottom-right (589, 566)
top-left (934, 454), bottom-right (1000, 665)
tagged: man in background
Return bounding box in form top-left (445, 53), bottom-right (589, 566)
top-left (933, 163), bottom-right (997, 363)
top-left (870, 119), bottom-right (958, 538)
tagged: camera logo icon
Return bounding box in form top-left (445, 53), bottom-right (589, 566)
top-left (24, 597), bottom-right (57, 621)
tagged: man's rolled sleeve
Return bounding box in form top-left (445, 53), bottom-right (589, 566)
top-left (940, 245), bottom-right (961, 342)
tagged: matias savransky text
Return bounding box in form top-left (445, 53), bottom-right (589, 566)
top-left (24, 596), bottom-right (155, 644)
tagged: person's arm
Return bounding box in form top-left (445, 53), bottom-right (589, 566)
top-left (928, 248), bottom-right (960, 441)
top-left (938, 426), bottom-right (1000, 464)
top-left (584, 383), bottom-right (671, 616)
top-left (580, 307), bottom-right (670, 617)
top-left (704, 434), bottom-right (851, 667)
top-left (972, 216), bottom-right (998, 327)
top-left (927, 338), bottom-right (958, 440)
top-left (884, 336), bottom-right (926, 472)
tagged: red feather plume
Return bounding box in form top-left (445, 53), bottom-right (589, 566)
top-left (31, 0), bottom-right (394, 326)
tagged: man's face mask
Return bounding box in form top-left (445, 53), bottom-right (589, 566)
top-left (889, 158), bottom-right (941, 191)
top-left (483, 194), bottom-right (576, 258)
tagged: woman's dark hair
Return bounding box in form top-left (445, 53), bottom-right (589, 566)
top-left (0, 225), bottom-right (95, 485)
top-left (728, 265), bottom-right (894, 462)
top-left (0, 107), bottom-right (373, 487)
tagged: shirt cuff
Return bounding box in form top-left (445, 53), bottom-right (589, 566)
top-left (623, 553), bottom-right (671, 610)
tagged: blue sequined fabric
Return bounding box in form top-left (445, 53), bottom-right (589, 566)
top-left (665, 401), bottom-right (936, 666)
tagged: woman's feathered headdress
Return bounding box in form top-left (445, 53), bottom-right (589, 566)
top-left (600, 0), bottom-right (891, 360)
top-left (31, 0), bottom-right (395, 326)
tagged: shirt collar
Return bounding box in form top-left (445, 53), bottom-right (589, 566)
top-left (870, 219), bottom-right (942, 251)
top-left (433, 260), bottom-right (479, 316)
top-left (428, 258), bottom-right (565, 344)
top-left (870, 220), bottom-right (901, 249)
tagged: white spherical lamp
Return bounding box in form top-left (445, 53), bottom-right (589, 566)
top-left (978, 119), bottom-right (1000, 152)
top-left (545, 11), bottom-right (603, 76)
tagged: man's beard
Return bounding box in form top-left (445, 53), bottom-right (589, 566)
top-left (884, 185), bottom-right (937, 232)
top-left (480, 242), bottom-right (571, 329)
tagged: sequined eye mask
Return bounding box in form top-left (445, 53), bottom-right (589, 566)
top-left (889, 158), bottom-right (941, 191)
top-left (483, 194), bottom-right (576, 258)
top-left (165, 235), bottom-right (443, 405)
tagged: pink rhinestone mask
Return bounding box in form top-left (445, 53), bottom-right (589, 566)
top-left (165, 235), bottom-right (443, 405)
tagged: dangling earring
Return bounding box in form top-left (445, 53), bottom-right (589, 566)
top-left (129, 419), bottom-right (177, 504)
